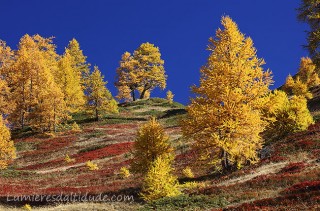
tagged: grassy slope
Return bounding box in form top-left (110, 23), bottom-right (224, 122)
top-left (0, 98), bottom-right (319, 210)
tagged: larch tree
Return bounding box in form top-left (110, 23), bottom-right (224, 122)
top-left (115, 43), bottom-right (167, 101)
top-left (0, 41), bottom-right (15, 115)
top-left (131, 117), bottom-right (173, 174)
top-left (87, 66), bottom-right (118, 121)
top-left (115, 52), bottom-right (141, 101)
top-left (66, 38), bottom-right (91, 88)
top-left (298, 57), bottom-right (320, 87)
top-left (0, 116), bottom-right (16, 169)
top-left (166, 90), bottom-right (174, 104)
top-left (10, 34), bottom-right (66, 131)
top-left (262, 90), bottom-right (314, 140)
top-left (182, 16), bottom-right (273, 171)
top-left (56, 51), bottom-right (85, 113)
top-left (283, 57), bottom-right (319, 99)
top-left (298, 0), bottom-right (320, 68)
top-left (140, 155), bottom-right (180, 202)
top-left (284, 75), bottom-right (313, 99)
top-left (133, 42), bottom-right (167, 99)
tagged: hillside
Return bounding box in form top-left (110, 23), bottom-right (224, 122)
top-left (0, 98), bottom-right (319, 210)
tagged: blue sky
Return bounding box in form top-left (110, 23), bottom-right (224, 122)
top-left (1, 1), bottom-right (308, 104)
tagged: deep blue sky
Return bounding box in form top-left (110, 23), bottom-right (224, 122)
top-left (1, 1), bottom-right (308, 104)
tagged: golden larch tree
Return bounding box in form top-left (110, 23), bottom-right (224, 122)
top-left (56, 51), bottom-right (85, 113)
top-left (87, 66), bottom-right (118, 121)
top-left (140, 155), bottom-right (180, 202)
top-left (0, 116), bottom-right (16, 169)
top-left (182, 16), bottom-right (273, 171)
top-left (166, 90), bottom-right (174, 104)
top-left (10, 35), bottom-right (67, 131)
top-left (66, 38), bottom-right (91, 88)
top-left (115, 43), bottom-right (167, 101)
top-left (131, 118), bottom-right (173, 174)
top-left (262, 90), bottom-right (314, 140)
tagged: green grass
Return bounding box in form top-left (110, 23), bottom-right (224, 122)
top-left (83, 131), bottom-right (105, 139)
top-left (78, 144), bottom-right (108, 154)
top-left (140, 194), bottom-right (229, 211)
top-left (121, 98), bottom-right (185, 109)
top-left (14, 141), bottom-right (38, 152)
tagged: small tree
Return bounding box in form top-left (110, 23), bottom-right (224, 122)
top-left (0, 117), bottom-right (16, 169)
top-left (140, 155), bottom-right (180, 202)
top-left (166, 90), bottom-right (174, 104)
top-left (284, 75), bottom-right (313, 99)
top-left (131, 117), bottom-right (173, 174)
top-left (262, 90), bottom-right (314, 140)
top-left (87, 66), bottom-right (118, 121)
top-left (283, 57), bottom-right (320, 100)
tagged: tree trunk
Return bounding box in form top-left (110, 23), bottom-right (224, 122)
top-left (131, 90), bottom-right (136, 101)
top-left (95, 107), bottom-right (99, 121)
top-left (139, 87), bottom-right (147, 99)
top-left (221, 149), bottom-right (230, 171)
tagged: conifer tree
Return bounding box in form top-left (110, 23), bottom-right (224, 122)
top-left (132, 118), bottom-right (173, 174)
top-left (0, 116), bottom-right (16, 169)
top-left (115, 43), bottom-right (167, 101)
top-left (284, 75), bottom-right (313, 99)
top-left (283, 57), bottom-right (319, 99)
top-left (298, 0), bottom-right (320, 68)
top-left (56, 51), bottom-right (85, 113)
top-left (182, 16), bottom-right (273, 171)
top-left (0, 41), bottom-right (15, 115)
top-left (87, 66), bottom-right (118, 121)
top-left (66, 38), bottom-right (90, 87)
top-left (262, 90), bottom-right (314, 139)
top-left (166, 90), bottom-right (174, 104)
top-left (298, 57), bottom-right (320, 87)
top-left (10, 34), bottom-right (66, 131)
top-left (140, 155), bottom-right (180, 202)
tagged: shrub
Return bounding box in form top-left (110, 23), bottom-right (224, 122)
top-left (71, 122), bottom-right (81, 132)
top-left (140, 155), bottom-right (181, 202)
top-left (23, 204), bottom-right (32, 210)
top-left (182, 166), bottom-right (194, 178)
top-left (65, 154), bottom-right (75, 163)
top-left (166, 90), bottom-right (174, 104)
top-left (141, 194), bottom-right (229, 210)
top-left (86, 161), bottom-right (99, 171)
top-left (119, 167), bottom-right (131, 178)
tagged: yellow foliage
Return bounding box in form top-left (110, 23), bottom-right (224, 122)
top-left (115, 43), bottom-right (167, 101)
top-left (65, 154), bottom-right (75, 163)
top-left (86, 161), bottom-right (99, 171)
top-left (283, 57), bottom-right (320, 99)
top-left (66, 38), bottom-right (90, 89)
top-left (0, 117), bottom-right (16, 169)
top-left (166, 90), bottom-right (174, 104)
top-left (119, 166), bottom-right (131, 178)
top-left (23, 204), bottom-right (32, 211)
top-left (182, 16), bottom-right (273, 171)
top-left (9, 34), bottom-right (67, 132)
top-left (56, 50), bottom-right (85, 113)
top-left (87, 66), bottom-right (118, 120)
top-left (140, 155), bottom-right (181, 202)
top-left (284, 75), bottom-right (313, 99)
top-left (71, 122), bottom-right (81, 132)
top-left (182, 166), bottom-right (194, 178)
top-left (179, 181), bottom-right (205, 190)
top-left (262, 90), bottom-right (314, 139)
top-left (132, 117), bottom-right (173, 174)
